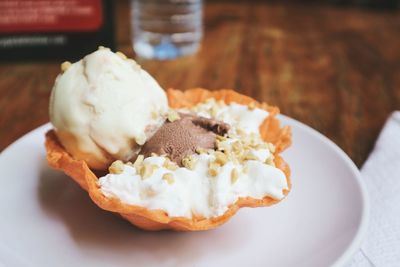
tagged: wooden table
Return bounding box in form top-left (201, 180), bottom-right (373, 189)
top-left (0, 1), bottom-right (399, 167)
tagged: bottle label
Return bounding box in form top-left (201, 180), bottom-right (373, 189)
top-left (0, 0), bottom-right (103, 33)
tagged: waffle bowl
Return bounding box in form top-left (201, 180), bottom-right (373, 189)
top-left (45, 88), bottom-right (292, 231)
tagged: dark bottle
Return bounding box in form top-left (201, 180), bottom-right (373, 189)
top-left (0, 0), bottom-right (115, 61)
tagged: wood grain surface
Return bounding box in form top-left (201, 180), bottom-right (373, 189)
top-left (0, 1), bottom-right (399, 167)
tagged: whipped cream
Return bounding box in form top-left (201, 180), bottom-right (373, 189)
top-left (99, 151), bottom-right (287, 218)
top-left (98, 102), bottom-right (288, 218)
top-left (183, 99), bottom-right (269, 134)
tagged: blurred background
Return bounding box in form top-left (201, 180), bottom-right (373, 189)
top-left (0, 0), bottom-right (399, 167)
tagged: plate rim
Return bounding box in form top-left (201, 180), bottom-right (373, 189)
top-left (279, 114), bottom-right (370, 267)
top-left (0, 117), bottom-right (370, 267)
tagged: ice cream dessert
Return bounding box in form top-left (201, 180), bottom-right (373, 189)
top-left (49, 47), bottom-right (168, 170)
top-left (45, 48), bottom-right (292, 231)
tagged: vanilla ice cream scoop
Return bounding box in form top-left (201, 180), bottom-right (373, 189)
top-left (49, 48), bottom-right (168, 170)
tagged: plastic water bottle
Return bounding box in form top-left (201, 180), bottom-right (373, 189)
top-left (131, 0), bottom-right (203, 60)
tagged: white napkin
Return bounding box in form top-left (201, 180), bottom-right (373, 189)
top-left (347, 111), bottom-right (400, 267)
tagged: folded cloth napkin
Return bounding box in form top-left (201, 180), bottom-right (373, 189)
top-left (347, 111), bottom-right (400, 267)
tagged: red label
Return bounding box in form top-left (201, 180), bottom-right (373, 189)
top-left (0, 0), bottom-right (103, 33)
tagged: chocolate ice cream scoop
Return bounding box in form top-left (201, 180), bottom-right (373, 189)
top-left (140, 113), bottom-right (230, 166)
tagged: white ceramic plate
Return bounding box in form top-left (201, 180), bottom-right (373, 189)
top-left (0, 116), bottom-right (368, 267)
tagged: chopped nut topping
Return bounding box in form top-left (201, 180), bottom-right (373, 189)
top-left (136, 134), bottom-right (146, 145)
top-left (182, 156), bottom-right (197, 170)
top-left (174, 98), bottom-right (279, 172)
top-left (267, 143), bottom-right (276, 153)
top-left (151, 152), bottom-right (158, 157)
top-left (231, 168), bottom-right (239, 184)
top-left (162, 173), bottom-right (175, 184)
top-left (243, 165), bottom-right (249, 174)
top-left (232, 141), bottom-right (243, 153)
top-left (248, 102), bottom-right (256, 110)
top-left (151, 110), bottom-right (159, 119)
top-left (195, 147), bottom-right (207, 154)
top-left (243, 151), bottom-right (259, 161)
top-left (167, 109), bottom-right (181, 122)
top-left (208, 161), bottom-right (220, 177)
top-left (60, 61), bottom-right (72, 72)
top-left (109, 160), bottom-right (124, 174)
top-left (116, 51), bottom-right (127, 59)
top-left (254, 143), bottom-right (268, 150)
top-left (223, 149), bottom-right (234, 162)
top-left (208, 167), bottom-right (219, 177)
top-left (236, 128), bottom-right (246, 136)
top-left (214, 151), bottom-right (228, 165)
top-left (217, 141), bottom-right (234, 156)
top-left (216, 135), bottom-right (227, 141)
top-left (243, 144), bottom-right (252, 152)
top-left (265, 157), bottom-right (275, 166)
top-left (210, 105), bottom-right (219, 117)
top-left (249, 132), bottom-right (258, 142)
top-left (140, 164), bottom-right (158, 179)
top-left (163, 158), bottom-right (179, 171)
top-left (133, 155), bottom-right (144, 168)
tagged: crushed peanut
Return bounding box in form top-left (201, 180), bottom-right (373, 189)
top-left (208, 166), bottom-right (219, 177)
top-left (223, 149), bottom-right (234, 162)
top-left (216, 135), bottom-right (227, 141)
top-left (267, 143), bottom-right (276, 153)
top-left (231, 168), bottom-right (239, 184)
top-left (236, 128), bottom-right (246, 136)
top-left (249, 133), bottom-right (258, 144)
top-left (133, 155), bottom-right (144, 168)
top-left (167, 109), bottom-right (181, 122)
top-left (109, 160), bottom-right (124, 174)
top-left (208, 161), bottom-right (220, 177)
top-left (243, 165), bottom-right (249, 174)
top-left (162, 173), bottom-right (175, 184)
top-left (248, 102), bottom-right (256, 110)
top-left (116, 51), bottom-right (127, 59)
top-left (140, 164), bottom-right (158, 179)
top-left (255, 143), bottom-right (268, 150)
top-left (232, 141), bottom-right (242, 152)
top-left (210, 105), bottom-right (219, 117)
top-left (60, 61), bottom-right (72, 72)
top-left (265, 157), bottom-right (275, 166)
top-left (243, 151), bottom-right (259, 161)
top-left (214, 151), bottom-right (228, 165)
top-left (177, 98), bottom-right (279, 177)
top-left (163, 158), bottom-right (179, 171)
top-left (195, 147), bottom-right (207, 154)
top-left (151, 110), bottom-right (159, 119)
top-left (182, 156), bottom-right (197, 170)
top-left (136, 134), bottom-right (146, 145)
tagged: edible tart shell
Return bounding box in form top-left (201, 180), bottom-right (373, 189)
top-left (45, 88), bottom-right (292, 231)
